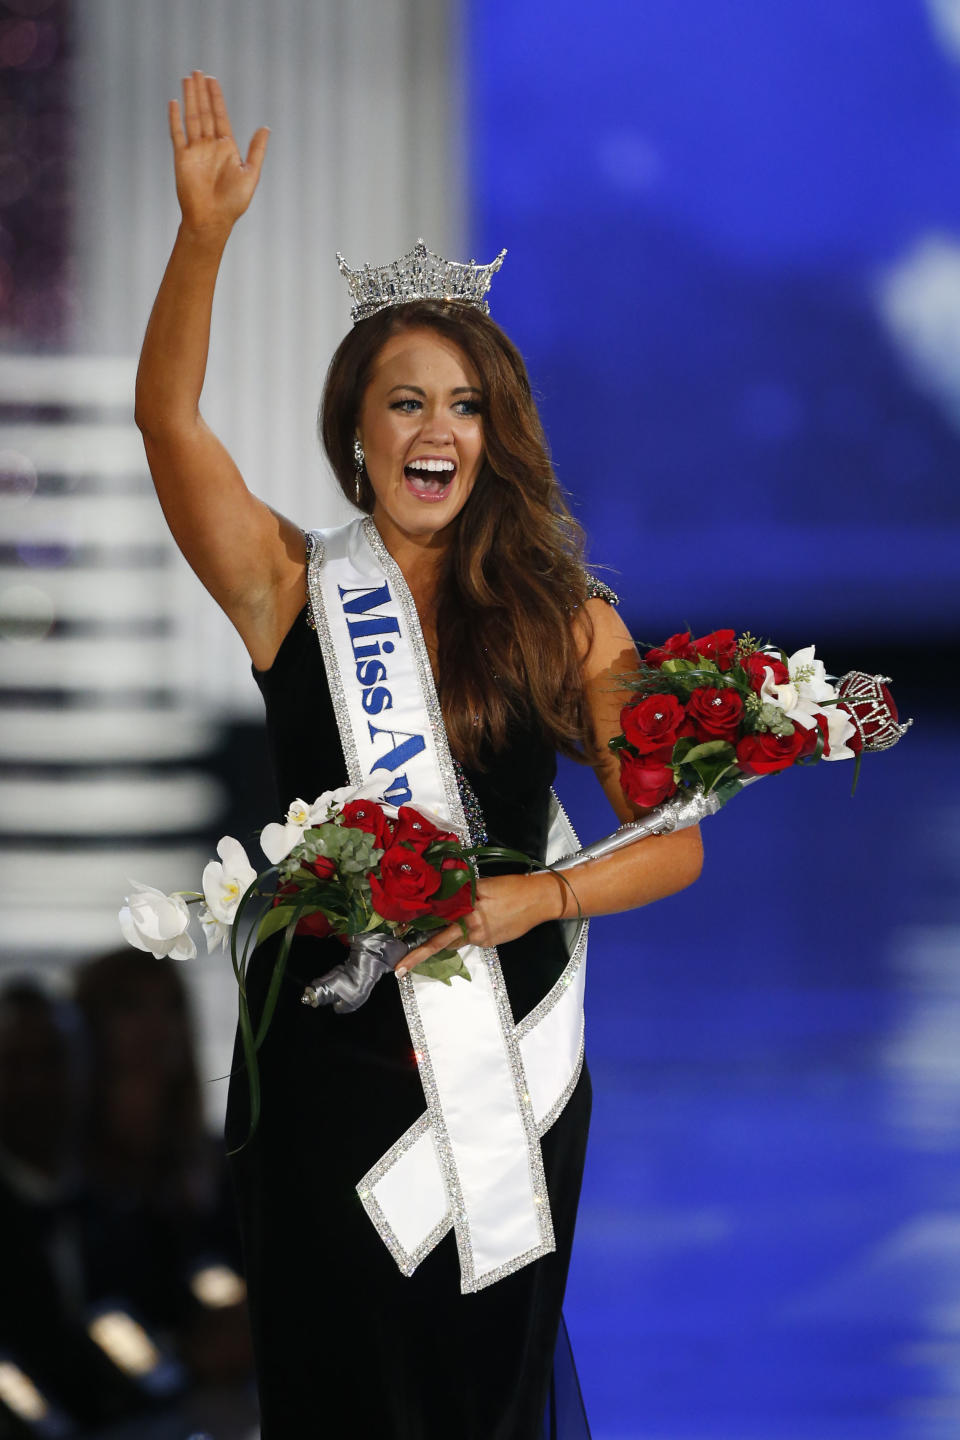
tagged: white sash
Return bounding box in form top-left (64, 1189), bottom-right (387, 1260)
top-left (307, 518), bottom-right (587, 1293)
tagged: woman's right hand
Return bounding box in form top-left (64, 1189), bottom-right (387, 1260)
top-left (168, 71), bottom-right (269, 239)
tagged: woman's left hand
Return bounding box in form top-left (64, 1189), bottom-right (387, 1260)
top-left (395, 871), bottom-right (566, 976)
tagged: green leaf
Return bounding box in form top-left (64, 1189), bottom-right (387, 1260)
top-left (669, 736), bottom-right (694, 764)
top-left (256, 903), bottom-right (296, 944)
top-left (406, 914), bottom-right (447, 933)
top-left (436, 868), bottom-right (471, 900)
top-left (682, 740), bottom-right (736, 765)
top-left (850, 750), bottom-right (863, 797)
top-left (413, 951), bottom-right (472, 986)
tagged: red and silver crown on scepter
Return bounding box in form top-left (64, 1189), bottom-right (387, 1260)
top-left (336, 238), bottom-right (507, 325)
top-left (835, 671), bottom-right (913, 752)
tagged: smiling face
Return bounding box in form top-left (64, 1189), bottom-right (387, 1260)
top-left (356, 327), bottom-right (485, 549)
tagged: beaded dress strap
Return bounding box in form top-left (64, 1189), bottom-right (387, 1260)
top-left (581, 571), bottom-right (620, 607)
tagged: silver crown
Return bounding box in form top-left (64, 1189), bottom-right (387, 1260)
top-left (836, 671), bottom-right (913, 752)
top-left (336, 238), bottom-right (507, 325)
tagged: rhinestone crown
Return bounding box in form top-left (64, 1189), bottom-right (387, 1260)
top-left (336, 238), bottom-right (507, 325)
top-left (836, 670), bottom-right (913, 752)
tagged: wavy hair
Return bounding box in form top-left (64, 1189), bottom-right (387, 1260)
top-left (320, 300), bottom-right (593, 768)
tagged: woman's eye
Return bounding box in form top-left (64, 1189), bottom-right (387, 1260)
top-left (389, 397), bottom-right (481, 416)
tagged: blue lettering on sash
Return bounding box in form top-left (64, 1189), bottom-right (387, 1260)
top-left (338, 582), bottom-right (401, 645)
top-left (338, 578), bottom-right (427, 787)
top-left (368, 722), bottom-right (426, 773)
top-left (380, 772), bottom-right (413, 806)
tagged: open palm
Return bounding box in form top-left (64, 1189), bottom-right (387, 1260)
top-left (168, 70), bottom-right (269, 233)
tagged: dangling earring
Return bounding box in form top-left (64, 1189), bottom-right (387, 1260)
top-left (353, 436), bottom-right (365, 505)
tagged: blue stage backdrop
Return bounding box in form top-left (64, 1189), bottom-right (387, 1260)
top-left (467, 0), bottom-right (960, 644)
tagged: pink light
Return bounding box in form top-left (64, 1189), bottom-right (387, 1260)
top-left (2, 0), bottom-right (56, 16)
top-left (0, 19), bottom-right (38, 69)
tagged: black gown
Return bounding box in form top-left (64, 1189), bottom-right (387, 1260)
top-left (226, 604), bottom-right (593, 1439)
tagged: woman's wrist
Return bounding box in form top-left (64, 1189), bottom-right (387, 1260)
top-left (176, 219), bottom-right (233, 257)
top-left (529, 868), bottom-right (577, 924)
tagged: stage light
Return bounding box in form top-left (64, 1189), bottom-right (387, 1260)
top-left (85, 1304), bottom-right (184, 1399)
top-left (0, 1356), bottom-right (73, 1436)
top-left (0, 1361), bottom-right (49, 1421)
top-left (188, 1262), bottom-right (247, 1309)
top-left (86, 1311), bottom-right (161, 1379)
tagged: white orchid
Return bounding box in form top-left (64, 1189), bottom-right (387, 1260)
top-left (821, 704), bottom-right (858, 762)
top-left (202, 836), bottom-right (257, 923)
top-left (260, 796), bottom-right (316, 865)
top-left (757, 644), bottom-right (857, 760)
top-left (198, 906), bottom-right (231, 954)
top-left (759, 676), bottom-right (803, 719)
top-left (260, 780), bottom-right (395, 864)
top-left (785, 645), bottom-right (837, 705)
top-left (119, 881), bottom-right (197, 961)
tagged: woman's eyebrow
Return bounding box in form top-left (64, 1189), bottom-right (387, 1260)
top-left (387, 384), bottom-right (483, 396)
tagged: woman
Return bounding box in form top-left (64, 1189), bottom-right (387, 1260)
top-left (135, 71), bottom-right (702, 1439)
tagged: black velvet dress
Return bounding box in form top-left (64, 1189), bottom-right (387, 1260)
top-left (226, 606), bottom-right (592, 1439)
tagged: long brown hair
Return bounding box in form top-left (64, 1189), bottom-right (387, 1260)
top-left (320, 300), bottom-right (593, 768)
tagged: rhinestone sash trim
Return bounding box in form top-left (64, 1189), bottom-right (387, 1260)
top-left (305, 519), bottom-right (586, 1292)
top-left (359, 519), bottom-right (555, 1292)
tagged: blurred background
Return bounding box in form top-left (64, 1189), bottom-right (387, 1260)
top-left (0, 1), bottom-right (957, 1436)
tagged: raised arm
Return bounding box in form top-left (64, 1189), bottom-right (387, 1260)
top-left (135, 71), bottom-right (305, 670)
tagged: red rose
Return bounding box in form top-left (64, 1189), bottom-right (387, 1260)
top-left (430, 858), bottom-right (474, 922)
top-left (296, 911), bottom-right (333, 938)
top-left (739, 651), bottom-right (789, 692)
top-left (799, 713), bottom-right (831, 759)
top-left (691, 629), bottom-right (738, 670)
top-left (340, 799), bottom-right (394, 849)
top-left (369, 844), bottom-right (442, 922)
top-left (685, 687), bottom-right (744, 742)
top-left (308, 855), bottom-right (337, 880)
top-left (393, 807), bottom-right (458, 853)
top-left (620, 693), bottom-right (686, 754)
top-left (735, 728), bottom-right (807, 775)
top-left (272, 879), bottom-right (333, 938)
top-left (644, 631), bottom-right (696, 668)
top-left (618, 750), bottom-right (678, 809)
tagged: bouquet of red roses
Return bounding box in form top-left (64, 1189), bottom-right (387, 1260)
top-left (611, 628), bottom-right (908, 810)
top-left (256, 789), bottom-right (478, 978)
top-left (550, 628), bottom-right (910, 882)
top-left (120, 782), bottom-right (530, 1145)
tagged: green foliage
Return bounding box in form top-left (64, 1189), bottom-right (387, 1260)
top-left (296, 822), bottom-right (382, 875)
top-left (755, 703), bottom-right (795, 737)
top-left (414, 951), bottom-right (472, 986)
top-left (675, 739), bottom-right (738, 795)
top-left (256, 903), bottom-right (296, 944)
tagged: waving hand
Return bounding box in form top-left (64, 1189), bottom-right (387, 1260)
top-left (168, 71), bottom-right (269, 235)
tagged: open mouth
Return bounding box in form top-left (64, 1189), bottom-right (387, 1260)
top-left (403, 458), bottom-right (456, 502)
